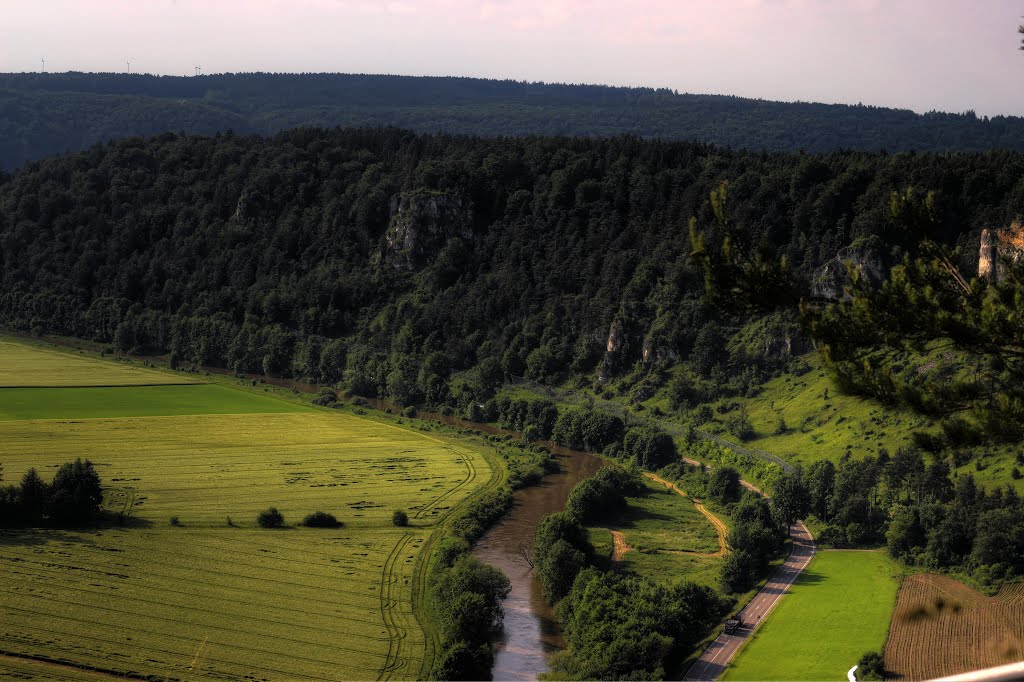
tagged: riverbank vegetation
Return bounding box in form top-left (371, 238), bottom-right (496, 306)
top-left (529, 453), bottom-right (795, 679)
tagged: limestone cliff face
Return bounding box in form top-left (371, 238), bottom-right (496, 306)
top-left (979, 228), bottom-right (998, 281)
top-left (641, 335), bottom-right (676, 367)
top-left (811, 240), bottom-right (888, 300)
top-left (762, 327), bottom-right (810, 358)
top-left (380, 191), bottom-right (472, 270)
top-left (979, 222), bottom-right (1024, 282)
top-left (598, 320), bottom-right (625, 383)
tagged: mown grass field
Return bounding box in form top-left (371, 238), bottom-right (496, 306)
top-left (587, 477), bottom-right (725, 588)
top-left (0, 339), bottom-right (495, 680)
top-left (723, 550), bottom-right (901, 681)
top-left (0, 339), bottom-right (196, 387)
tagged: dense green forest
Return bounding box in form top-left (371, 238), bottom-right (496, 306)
top-left (3, 125), bottom-right (1024, 491)
top-left (3, 71), bottom-right (1024, 169)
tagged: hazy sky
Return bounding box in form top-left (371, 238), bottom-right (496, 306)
top-left (2, 0), bottom-right (1023, 116)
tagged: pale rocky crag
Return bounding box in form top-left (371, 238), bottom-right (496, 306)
top-left (979, 221), bottom-right (1024, 283)
top-left (811, 237), bottom-right (890, 301)
top-left (598, 319), bottom-right (625, 383)
top-left (379, 190), bottom-right (473, 270)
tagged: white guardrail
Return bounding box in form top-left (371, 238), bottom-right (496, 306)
top-left (927, 661), bottom-right (1024, 682)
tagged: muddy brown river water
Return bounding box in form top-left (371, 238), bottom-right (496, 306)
top-left (472, 446), bottom-right (606, 680)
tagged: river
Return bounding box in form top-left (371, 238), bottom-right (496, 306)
top-left (472, 446), bottom-right (605, 680)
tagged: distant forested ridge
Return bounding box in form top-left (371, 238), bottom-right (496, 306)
top-left (1, 128), bottom-right (1022, 411)
top-left (3, 71), bottom-right (1024, 169)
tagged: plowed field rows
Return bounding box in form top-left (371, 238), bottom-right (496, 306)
top-left (885, 574), bottom-right (1024, 680)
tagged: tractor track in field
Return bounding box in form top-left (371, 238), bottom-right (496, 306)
top-left (377, 533), bottom-right (412, 681)
top-left (413, 445), bottom-right (478, 519)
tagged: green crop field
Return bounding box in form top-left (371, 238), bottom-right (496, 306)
top-left (723, 550), bottom-right (901, 681)
top-left (0, 384), bottom-right (312, 421)
top-left (0, 340), bottom-right (497, 680)
top-left (587, 477), bottom-right (725, 588)
top-left (0, 339), bottom-right (196, 387)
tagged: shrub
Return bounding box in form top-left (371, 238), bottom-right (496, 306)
top-left (707, 466), bottom-right (742, 504)
top-left (302, 511), bottom-right (341, 527)
top-left (257, 507), bottom-right (285, 528)
top-left (857, 651), bottom-right (886, 680)
top-left (392, 510), bottom-right (409, 527)
top-left (312, 387), bottom-right (338, 406)
top-left (169, 516), bottom-right (181, 526)
top-left (401, 406), bottom-right (417, 418)
top-left (912, 430), bottom-right (945, 453)
top-left (1013, 467), bottom-right (1022, 481)
top-left (724, 409), bottom-right (755, 441)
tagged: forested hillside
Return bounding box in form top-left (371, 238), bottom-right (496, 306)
top-left (3, 72), bottom-right (1024, 169)
top-left (1, 128), bottom-right (1022, 412)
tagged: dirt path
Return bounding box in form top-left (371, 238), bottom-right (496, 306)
top-left (610, 530), bottom-right (631, 561)
top-left (644, 472), bottom-right (728, 557)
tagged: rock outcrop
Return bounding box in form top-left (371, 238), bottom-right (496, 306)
top-left (379, 191), bottom-right (472, 270)
top-left (598, 320), bottom-right (625, 383)
top-left (811, 238), bottom-right (889, 300)
top-left (979, 221), bottom-right (1024, 283)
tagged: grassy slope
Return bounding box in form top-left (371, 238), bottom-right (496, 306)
top-left (587, 477), bottom-right (724, 588)
top-left (0, 339), bottom-right (498, 680)
top-left (702, 356), bottom-right (1023, 493)
top-left (723, 550), bottom-right (901, 681)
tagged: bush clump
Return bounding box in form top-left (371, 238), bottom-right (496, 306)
top-left (392, 510), bottom-right (409, 527)
top-left (257, 507), bottom-right (285, 528)
top-left (302, 511), bottom-right (340, 527)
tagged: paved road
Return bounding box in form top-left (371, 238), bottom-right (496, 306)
top-left (684, 522), bottom-right (816, 681)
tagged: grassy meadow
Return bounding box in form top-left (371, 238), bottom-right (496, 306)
top-left (722, 550), bottom-right (901, 681)
top-left (0, 340), bottom-right (496, 680)
top-left (708, 357), bottom-right (1024, 492)
top-left (587, 476), bottom-right (725, 588)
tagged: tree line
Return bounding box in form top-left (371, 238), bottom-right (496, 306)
top-left (767, 451), bottom-right (1024, 584)
top-left (0, 459), bottom-right (104, 526)
top-left (4, 71), bottom-right (1024, 170)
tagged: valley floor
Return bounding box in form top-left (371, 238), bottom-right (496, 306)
top-left (0, 340), bottom-right (496, 680)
